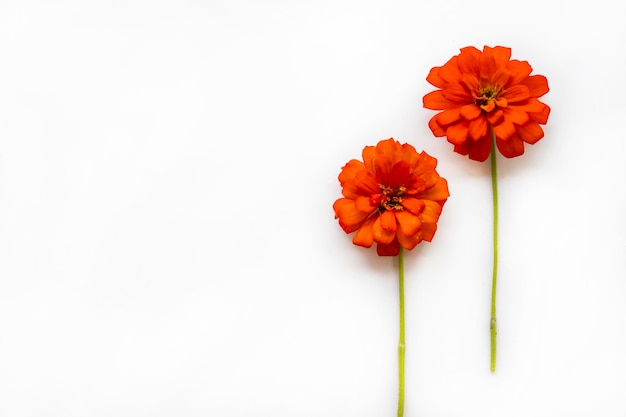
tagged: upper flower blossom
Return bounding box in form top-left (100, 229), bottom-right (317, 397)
top-left (423, 46), bottom-right (550, 161)
top-left (333, 138), bottom-right (449, 256)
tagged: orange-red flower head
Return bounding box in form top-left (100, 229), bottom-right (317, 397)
top-left (333, 138), bottom-right (449, 256)
top-left (423, 46), bottom-right (550, 161)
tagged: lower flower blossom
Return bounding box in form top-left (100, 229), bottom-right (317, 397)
top-left (333, 138), bottom-right (449, 256)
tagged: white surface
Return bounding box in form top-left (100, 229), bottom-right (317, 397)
top-left (1, 0), bottom-right (625, 416)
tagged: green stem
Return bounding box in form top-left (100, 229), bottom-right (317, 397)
top-left (489, 127), bottom-right (499, 373)
top-left (397, 247), bottom-right (405, 417)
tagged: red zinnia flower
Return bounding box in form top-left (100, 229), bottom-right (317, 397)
top-left (423, 46), bottom-right (550, 161)
top-left (333, 138), bottom-right (449, 256)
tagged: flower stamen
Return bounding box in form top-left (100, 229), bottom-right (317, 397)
top-left (380, 185), bottom-right (406, 211)
top-left (474, 85), bottom-right (505, 112)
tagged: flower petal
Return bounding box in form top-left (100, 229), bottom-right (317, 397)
top-left (487, 109), bottom-right (504, 125)
top-left (461, 73), bottom-right (480, 93)
top-left (373, 213), bottom-right (396, 244)
top-left (455, 135), bottom-right (491, 162)
top-left (419, 221), bottom-right (438, 242)
top-left (436, 107), bottom-right (462, 126)
top-left (491, 67), bottom-right (510, 89)
top-left (438, 56), bottom-right (463, 84)
top-left (428, 115), bottom-right (446, 137)
top-left (398, 143), bottom-right (420, 167)
top-left (513, 98), bottom-right (548, 113)
top-left (401, 198), bottom-right (425, 215)
top-left (405, 176), bottom-right (427, 196)
top-left (423, 90), bottom-right (453, 110)
top-left (506, 59), bottom-right (532, 86)
top-left (376, 240), bottom-right (400, 256)
top-left (419, 200), bottom-right (443, 225)
top-left (380, 210), bottom-right (397, 232)
top-left (446, 122), bottom-right (470, 145)
top-left (503, 106), bottom-right (530, 125)
top-left (502, 85), bottom-right (530, 103)
top-left (333, 198), bottom-right (369, 233)
top-left (425, 66), bottom-right (446, 88)
top-left (389, 160), bottom-right (411, 189)
top-left (352, 170), bottom-right (379, 196)
top-left (410, 157), bottom-right (438, 190)
top-left (395, 210), bottom-right (422, 236)
top-left (352, 216), bottom-right (376, 248)
top-left (361, 145), bottom-right (377, 173)
top-left (355, 196), bottom-right (377, 213)
top-left (479, 51), bottom-right (497, 77)
top-left (376, 138), bottom-right (400, 158)
top-left (457, 46), bottom-right (481, 74)
top-left (460, 104), bottom-right (482, 120)
top-left (442, 84), bottom-right (473, 102)
top-left (412, 151), bottom-right (438, 175)
top-left (521, 75), bottom-right (549, 97)
top-left (496, 135), bottom-right (525, 158)
top-left (516, 121), bottom-right (545, 144)
top-left (488, 46), bottom-right (512, 68)
top-left (418, 177), bottom-right (450, 202)
top-left (373, 154), bottom-right (394, 185)
top-left (338, 159), bottom-right (363, 183)
top-left (529, 106), bottom-right (550, 124)
top-left (396, 228), bottom-right (422, 251)
top-left (493, 119), bottom-right (516, 140)
top-left (469, 116), bottom-right (489, 140)
top-left (481, 100), bottom-right (496, 112)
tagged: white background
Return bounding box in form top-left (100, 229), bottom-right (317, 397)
top-left (1, 0), bottom-right (625, 416)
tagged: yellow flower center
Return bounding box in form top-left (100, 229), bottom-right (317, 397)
top-left (379, 185), bottom-right (405, 211)
top-left (474, 85), bottom-right (506, 112)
